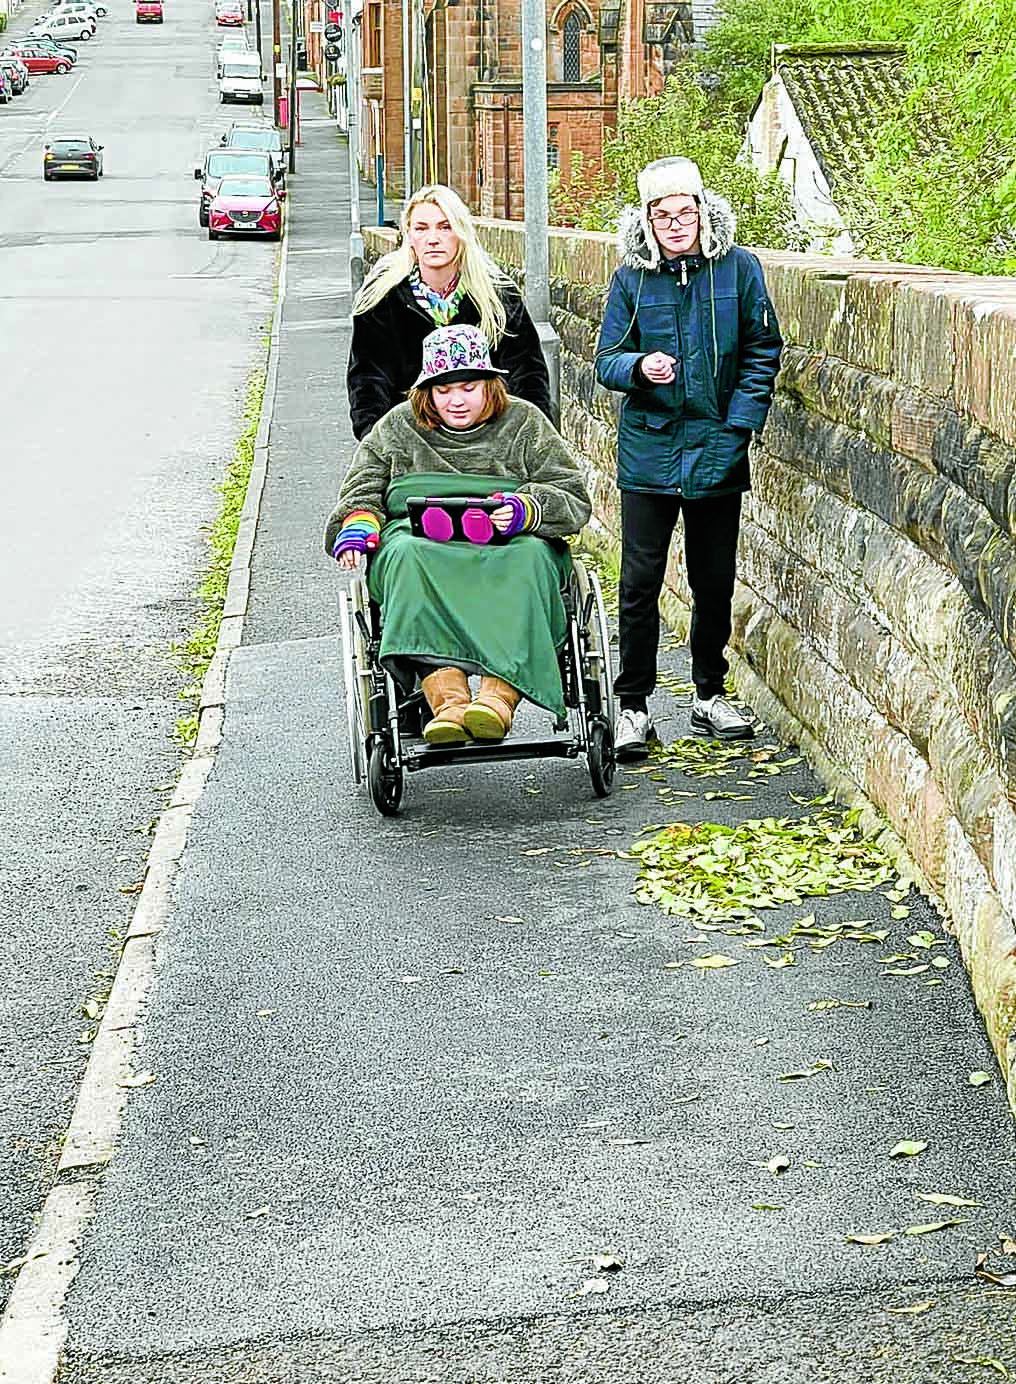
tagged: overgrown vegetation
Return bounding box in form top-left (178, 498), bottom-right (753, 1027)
top-left (550, 60), bottom-right (806, 250)
top-left (551, 0), bottom-right (1016, 273)
top-left (172, 371), bottom-right (265, 746)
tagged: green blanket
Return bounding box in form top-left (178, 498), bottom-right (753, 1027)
top-left (368, 473), bottom-right (572, 715)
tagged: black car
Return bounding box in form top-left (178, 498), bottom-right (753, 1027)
top-left (0, 56), bottom-right (29, 95)
top-left (194, 148), bottom-right (279, 226)
top-left (44, 135), bottom-right (104, 180)
top-left (0, 68), bottom-right (10, 104)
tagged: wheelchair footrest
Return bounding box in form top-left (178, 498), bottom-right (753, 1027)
top-left (404, 738), bottom-right (581, 772)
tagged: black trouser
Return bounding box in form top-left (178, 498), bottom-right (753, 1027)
top-left (615, 489), bottom-right (742, 706)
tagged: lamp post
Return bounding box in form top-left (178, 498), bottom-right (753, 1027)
top-left (521, 0), bottom-right (560, 423)
top-left (272, 0), bottom-right (282, 126)
top-left (288, 0), bottom-right (297, 171)
top-left (345, 0), bottom-right (364, 289)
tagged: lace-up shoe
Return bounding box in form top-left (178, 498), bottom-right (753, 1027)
top-left (690, 695), bottom-right (755, 741)
top-left (614, 707), bottom-right (655, 761)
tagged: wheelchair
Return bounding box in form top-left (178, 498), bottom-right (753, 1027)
top-left (337, 557), bottom-right (616, 816)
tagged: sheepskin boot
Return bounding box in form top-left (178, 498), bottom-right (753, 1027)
top-left (421, 668), bottom-right (471, 745)
top-left (462, 677), bottom-right (522, 742)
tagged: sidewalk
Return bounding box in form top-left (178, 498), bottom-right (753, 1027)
top-left (56, 96), bottom-right (1016, 1384)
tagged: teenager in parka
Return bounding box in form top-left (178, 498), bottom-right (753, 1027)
top-left (595, 156), bottom-right (783, 759)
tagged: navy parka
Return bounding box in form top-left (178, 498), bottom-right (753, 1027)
top-left (595, 196), bottom-right (783, 499)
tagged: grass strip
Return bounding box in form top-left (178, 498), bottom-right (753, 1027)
top-left (172, 369), bottom-right (266, 746)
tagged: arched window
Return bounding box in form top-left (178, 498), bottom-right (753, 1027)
top-left (563, 12), bottom-right (581, 81)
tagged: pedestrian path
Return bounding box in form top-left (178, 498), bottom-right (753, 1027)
top-left (55, 94), bottom-right (1016, 1384)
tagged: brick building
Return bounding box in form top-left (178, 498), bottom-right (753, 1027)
top-left (328, 0), bottom-right (720, 215)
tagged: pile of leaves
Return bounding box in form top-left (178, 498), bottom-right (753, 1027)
top-left (630, 808), bottom-right (894, 922)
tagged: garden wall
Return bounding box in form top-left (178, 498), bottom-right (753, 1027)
top-left (364, 223), bottom-right (1016, 1104)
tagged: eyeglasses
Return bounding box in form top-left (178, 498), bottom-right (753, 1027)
top-left (648, 208), bottom-right (699, 228)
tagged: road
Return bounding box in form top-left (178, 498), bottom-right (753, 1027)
top-left (0, 0), bottom-right (275, 1314)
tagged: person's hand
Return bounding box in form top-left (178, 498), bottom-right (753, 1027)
top-left (490, 504), bottom-right (515, 534)
top-left (337, 549), bottom-right (362, 571)
top-left (641, 351), bottom-right (677, 385)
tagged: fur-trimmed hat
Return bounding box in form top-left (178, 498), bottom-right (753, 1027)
top-left (632, 156), bottom-right (731, 266)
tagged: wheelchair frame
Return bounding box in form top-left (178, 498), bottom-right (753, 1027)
top-left (338, 556), bottom-right (616, 816)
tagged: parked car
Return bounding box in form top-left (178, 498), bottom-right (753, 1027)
top-left (208, 175), bottom-right (281, 240)
top-left (0, 68), bottom-right (10, 104)
top-left (218, 53), bottom-right (261, 103)
top-left (194, 148), bottom-right (279, 225)
top-left (220, 122), bottom-right (284, 181)
top-left (49, 0), bottom-right (106, 15)
top-left (3, 43), bottom-right (73, 72)
top-left (4, 36), bottom-right (77, 63)
top-left (214, 0), bottom-right (244, 24)
top-left (43, 134), bottom-right (104, 179)
top-left (43, 3), bottom-right (101, 27)
top-left (136, 0), bottom-right (163, 20)
top-left (0, 55), bottom-right (30, 94)
top-left (28, 13), bottom-right (94, 40)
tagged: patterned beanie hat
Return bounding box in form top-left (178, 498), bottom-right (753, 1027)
top-left (411, 324), bottom-right (508, 389)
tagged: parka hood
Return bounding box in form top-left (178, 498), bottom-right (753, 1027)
top-left (617, 190), bottom-right (737, 269)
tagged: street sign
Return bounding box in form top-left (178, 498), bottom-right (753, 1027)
top-left (324, 40), bottom-right (341, 58)
top-left (310, 19), bottom-right (324, 31)
top-left (324, 21), bottom-right (341, 38)
top-left (275, 61), bottom-right (286, 78)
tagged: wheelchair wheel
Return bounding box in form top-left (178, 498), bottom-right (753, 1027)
top-left (338, 582), bottom-right (370, 784)
top-left (572, 560), bottom-right (615, 725)
top-left (368, 737), bottom-right (403, 816)
top-left (587, 714), bottom-right (616, 797)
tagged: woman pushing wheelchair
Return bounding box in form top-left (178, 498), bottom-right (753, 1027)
top-left (324, 325), bottom-right (592, 746)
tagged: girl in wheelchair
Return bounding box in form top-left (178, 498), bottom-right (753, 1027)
top-left (324, 325), bottom-right (591, 746)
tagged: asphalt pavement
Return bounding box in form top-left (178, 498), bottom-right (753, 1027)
top-left (16, 78), bottom-right (1016, 1384)
top-left (0, 0), bottom-right (274, 1321)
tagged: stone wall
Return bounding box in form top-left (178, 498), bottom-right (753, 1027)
top-left (362, 224), bottom-right (1016, 1104)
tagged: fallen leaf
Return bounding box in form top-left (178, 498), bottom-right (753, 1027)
top-left (607, 1137), bottom-right (652, 1147)
top-left (772, 1121), bottom-right (796, 1131)
top-left (674, 1094), bottom-right (701, 1105)
top-left (399, 976), bottom-right (423, 985)
top-left (845, 1231), bottom-right (896, 1246)
top-left (886, 964), bottom-right (930, 976)
top-left (975, 1265), bottom-right (1016, 1288)
top-left (574, 1277), bottom-right (610, 1297)
top-left (777, 1059), bottom-right (833, 1082)
top-left (522, 847), bottom-right (554, 856)
top-left (764, 953), bottom-right (796, 969)
top-left (889, 1139), bottom-right (928, 1158)
top-left (969, 1071), bottom-right (993, 1087)
top-left (496, 916), bottom-right (526, 924)
top-left (1000, 1235), bottom-right (1016, 1255)
top-left (82, 1000), bottom-right (101, 1020)
top-left (908, 931), bottom-right (939, 949)
top-left (904, 1218), bottom-right (965, 1235)
top-left (915, 1192), bottom-right (980, 1208)
top-left (592, 1252), bottom-right (624, 1272)
top-left (245, 1206), bottom-right (270, 1220)
top-left (751, 1202), bottom-right (782, 1211)
top-left (887, 1299), bottom-right (934, 1315)
top-left (951, 1358), bottom-right (1010, 1378)
top-left (118, 1071), bottom-right (157, 1089)
top-left (689, 954), bottom-right (739, 970)
top-left (931, 956), bottom-right (950, 970)
top-left (0, 1250), bottom-right (47, 1275)
top-left (766, 1154), bottom-right (791, 1174)
top-left (807, 998), bottom-right (872, 1012)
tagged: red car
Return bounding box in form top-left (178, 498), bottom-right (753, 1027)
top-left (214, 0), bottom-right (243, 23)
top-left (208, 174), bottom-right (282, 241)
top-left (3, 42), bottom-right (72, 73)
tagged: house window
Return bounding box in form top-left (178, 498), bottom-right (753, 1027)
top-left (548, 124), bottom-right (560, 170)
top-left (363, 0), bottom-right (381, 67)
top-left (563, 12), bottom-right (581, 81)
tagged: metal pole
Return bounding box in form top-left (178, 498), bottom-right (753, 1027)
top-left (401, 0), bottom-right (412, 200)
top-left (288, 0), bottom-right (297, 171)
top-left (272, 0), bottom-right (281, 126)
top-left (254, 0), bottom-right (262, 71)
top-left (521, 0), bottom-right (560, 424)
top-left (345, 0), bottom-right (364, 291)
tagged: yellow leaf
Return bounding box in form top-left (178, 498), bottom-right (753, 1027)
top-left (690, 954), bottom-right (740, 970)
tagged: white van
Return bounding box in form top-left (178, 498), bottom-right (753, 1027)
top-left (219, 52), bottom-right (262, 103)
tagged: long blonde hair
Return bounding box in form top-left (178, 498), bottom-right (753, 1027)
top-left (353, 184), bottom-right (512, 348)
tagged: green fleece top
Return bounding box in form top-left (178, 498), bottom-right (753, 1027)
top-left (324, 399), bottom-right (591, 554)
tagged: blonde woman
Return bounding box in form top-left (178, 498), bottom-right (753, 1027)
top-left (347, 184), bottom-right (552, 440)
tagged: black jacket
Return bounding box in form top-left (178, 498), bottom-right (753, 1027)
top-left (347, 279), bottom-right (553, 440)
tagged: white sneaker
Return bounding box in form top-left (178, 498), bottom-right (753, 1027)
top-left (614, 707), bottom-right (655, 761)
top-left (690, 695), bottom-right (755, 741)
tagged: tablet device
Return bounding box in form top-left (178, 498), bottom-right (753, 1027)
top-left (406, 496), bottom-right (512, 545)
